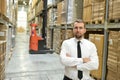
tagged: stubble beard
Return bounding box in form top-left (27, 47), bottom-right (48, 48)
top-left (75, 34), bottom-right (82, 39)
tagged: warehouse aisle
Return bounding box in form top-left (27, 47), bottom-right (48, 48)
top-left (5, 32), bottom-right (64, 80)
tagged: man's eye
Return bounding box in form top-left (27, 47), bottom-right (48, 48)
top-left (74, 27), bottom-right (78, 29)
top-left (74, 27), bottom-right (83, 29)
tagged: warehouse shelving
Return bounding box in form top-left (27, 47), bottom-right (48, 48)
top-left (27, 0), bottom-right (120, 78)
top-left (0, 14), bottom-right (9, 25)
top-left (0, 16), bottom-right (10, 80)
top-left (86, 23), bottom-right (120, 29)
top-left (47, 0), bottom-right (120, 80)
top-left (0, 2), bottom-right (17, 74)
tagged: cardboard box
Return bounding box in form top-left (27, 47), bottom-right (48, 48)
top-left (0, 0), bottom-right (1, 13)
top-left (1, 0), bottom-right (7, 16)
top-left (107, 58), bottom-right (117, 72)
top-left (0, 54), bottom-right (5, 63)
top-left (0, 42), bottom-right (4, 54)
top-left (83, 5), bottom-right (92, 22)
top-left (94, 34), bottom-right (104, 57)
top-left (91, 57), bottom-right (103, 79)
top-left (106, 70), bottom-right (118, 80)
top-left (89, 34), bottom-right (95, 43)
top-left (83, 0), bottom-right (92, 7)
top-left (118, 62), bottom-right (120, 74)
top-left (66, 30), bottom-right (73, 39)
top-left (0, 31), bottom-right (6, 40)
top-left (89, 34), bottom-right (104, 56)
top-left (109, 0), bottom-right (120, 19)
top-left (0, 25), bottom-right (7, 31)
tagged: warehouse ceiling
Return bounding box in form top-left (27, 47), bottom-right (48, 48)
top-left (17, 0), bottom-right (30, 12)
top-left (18, 0), bottom-right (29, 6)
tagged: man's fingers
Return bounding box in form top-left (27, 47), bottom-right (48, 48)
top-left (66, 53), bottom-right (71, 57)
top-left (83, 58), bottom-right (91, 63)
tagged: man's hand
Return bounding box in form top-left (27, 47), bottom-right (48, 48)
top-left (66, 53), bottom-right (71, 57)
top-left (83, 58), bottom-right (91, 63)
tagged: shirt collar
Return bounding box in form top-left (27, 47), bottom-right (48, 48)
top-left (74, 37), bottom-right (84, 44)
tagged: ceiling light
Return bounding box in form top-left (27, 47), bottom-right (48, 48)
top-left (23, 1), bottom-right (27, 5)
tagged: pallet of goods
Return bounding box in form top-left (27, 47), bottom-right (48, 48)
top-left (109, 0), bottom-right (120, 23)
top-left (91, 0), bottom-right (105, 24)
top-left (89, 34), bottom-right (104, 80)
top-left (0, 25), bottom-right (6, 80)
top-left (107, 31), bottom-right (120, 80)
top-left (53, 29), bottom-right (61, 53)
top-left (83, 0), bottom-right (92, 24)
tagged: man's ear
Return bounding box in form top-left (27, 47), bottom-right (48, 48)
top-left (84, 28), bottom-right (86, 33)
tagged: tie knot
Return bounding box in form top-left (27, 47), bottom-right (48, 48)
top-left (77, 41), bottom-right (80, 44)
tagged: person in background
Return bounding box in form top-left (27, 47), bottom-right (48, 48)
top-left (60, 19), bottom-right (99, 80)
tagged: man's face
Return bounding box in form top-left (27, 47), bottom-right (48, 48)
top-left (73, 22), bottom-right (86, 39)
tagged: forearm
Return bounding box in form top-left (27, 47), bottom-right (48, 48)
top-left (60, 55), bottom-right (83, 67)
top-left (77, 57), bottom-right (99, 71)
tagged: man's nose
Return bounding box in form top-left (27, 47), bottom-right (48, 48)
top-left (77, 28), bottom-right (81, 31)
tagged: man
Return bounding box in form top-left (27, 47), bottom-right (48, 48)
top-left (60, 19), bottom-right (99, 80)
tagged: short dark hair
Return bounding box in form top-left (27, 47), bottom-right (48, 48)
top-left (74, 19), bottom-right (86, 28)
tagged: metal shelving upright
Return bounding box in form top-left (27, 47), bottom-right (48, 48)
top-left (102, 0), bottom-right (109, 79)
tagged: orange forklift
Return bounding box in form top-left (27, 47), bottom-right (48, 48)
top-left (29, 23), bottom-right (53, 54)
top-left (29, 23), bottom-right (43, 51)
top-left (29, 0), bottom-right (53, 54)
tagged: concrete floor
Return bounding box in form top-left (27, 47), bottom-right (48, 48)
top-left (5, 32), bottom-right (64, 80)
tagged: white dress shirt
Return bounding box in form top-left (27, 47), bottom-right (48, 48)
top-left (60, 38), bottom-right (99, 80)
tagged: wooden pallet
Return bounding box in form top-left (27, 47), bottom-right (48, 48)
top-left (60, 23), bottom-right (66, 26)
top-left (93, 77), bottom-right (101, 80)
top-left (60, 23), bottom-right (73, 26)
top-left (0, 13), bottom-right (9, 22)
top-left (67, 23), bottom-right (73, 26)
top-left (85, 21), bottom-right (91, 24)
top-left (91, 19), bottom-right (104, 24)
top-left (109, 19), bottom-right (120, 23)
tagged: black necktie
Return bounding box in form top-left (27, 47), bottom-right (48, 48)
top-left (77, 41), bottom-right (83, 79)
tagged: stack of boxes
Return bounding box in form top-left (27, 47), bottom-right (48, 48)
top-left (56, 0), bottom-right (83, 25)
top-left (0, 0), bottom-right (7, 16)
top-left (83, 0), bottom-right (105, 24)
top-left (53, 29), bottom-right (61, 53)
top-left (31, 0), bottom-right (38, 9)
top-left (89, 34), bottom-right (104, 79)
top-left (52, 29), bottom-right (74, 54)
top-left (60, 30), bottom-right (66, 43)
top-left (92, 0), bottom-right (105, 23)
top-left (0, 0), bottom-right (18, 25)
top-left (47, 8), bottom-right (57, 26)
top-left (8, 0), bottom-right (17, 25)
top-left (28, 0), bottom-right (43, 22)
top-left (46, 29), bottom-right (51, 49)
top-left (56, 1), bottom-right (65, 25)
top-left (0, 41), bottom-right (6, 80)
top-left (35, 0), bottom-right (43, 16)
top-left (63, 0), bottom-right (83, 24)
top-left (27, 4), bottom-right (33, 22)
top-left (66, 29), bottom-right (73, 39)
top-left (107, 31), bottom-right (120, 80)
top-left (109, 0), bottom-right (120, 20)
top-left (0, 24), bottom-right (7, 80)
top-left (83, 0), bottom-right (92, 23)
